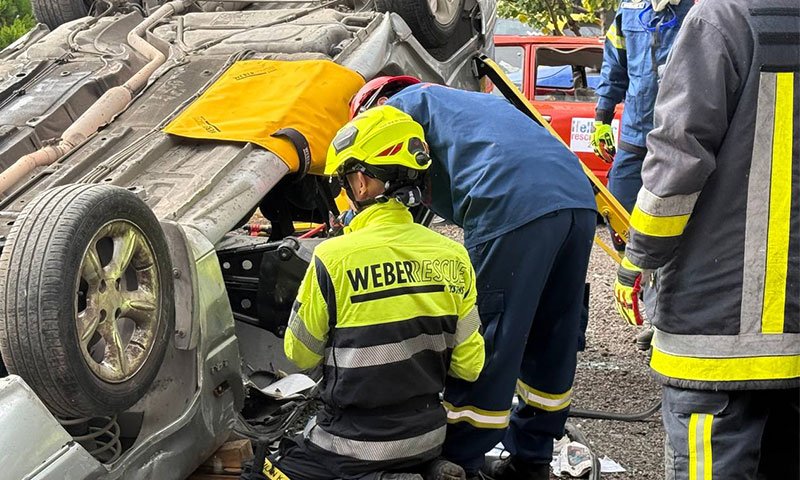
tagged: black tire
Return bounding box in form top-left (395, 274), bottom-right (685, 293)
top-left (31, 0), bottom-right (89, 31)
top-left (376, 0), bottom-right (467, 49)
top-left (0, 184), bottom-right (174, 418)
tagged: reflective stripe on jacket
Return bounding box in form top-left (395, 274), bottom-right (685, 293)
top-left (625, 0), bottom-right (800, 390)
top-left (595, 0), bottom-right (693, 149)
top-left (284, 200), bottom-right (485, 460)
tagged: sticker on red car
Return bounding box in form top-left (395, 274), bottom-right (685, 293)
top-left (570, 118), bottom-right (620, 154)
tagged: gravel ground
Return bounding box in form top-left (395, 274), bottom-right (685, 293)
top-left (432, 223), bottom-right (664, 480)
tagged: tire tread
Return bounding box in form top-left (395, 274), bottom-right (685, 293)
top-left (0, 184), bottom-right (174, 418)
top-left (376, 0), bottom-right (465, 49)
top-left (31, 0), bottom-right (89, 31)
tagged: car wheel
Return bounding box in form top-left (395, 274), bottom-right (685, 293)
top-left (0, 184), bottom-right (174, 418)
top-left (376, 0), bottom-right (467, 49)
top-left (30, 0), bottom-right (90, 31)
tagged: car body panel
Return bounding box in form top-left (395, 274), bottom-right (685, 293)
top-left (494, 35), bottom-right (623, 184)
top-left (1, 375), bottom-right (104, 480)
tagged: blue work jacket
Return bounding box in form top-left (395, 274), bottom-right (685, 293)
top-left (388, 84), bottom-right (596, 248)
top-left (595, 0), bottom-right (694, 149)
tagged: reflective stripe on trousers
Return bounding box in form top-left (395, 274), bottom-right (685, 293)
top-left (661, 386), bottom-right (799, 480)
top-left (688, 413), bottom-right (713, 480)
top-left (515, 380), bottom-right (572, 412)
top-left (443, 401), bottom-right (511, 429)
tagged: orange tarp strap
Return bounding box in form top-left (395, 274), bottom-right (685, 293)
top-left (164, 59), bottom-right (365, 175)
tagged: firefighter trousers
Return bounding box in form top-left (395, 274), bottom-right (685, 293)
top-left (662, 385), bottom-right (800, 480)
top-left (442, 208), bottom-right (595, 473)
top-left (608, 146), bottom-right (644, 213)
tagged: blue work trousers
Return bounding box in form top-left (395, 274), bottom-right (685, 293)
top-left (442, 208), bottom-right (595, 473)
top-left (608, 146), bottom-right (645, 213)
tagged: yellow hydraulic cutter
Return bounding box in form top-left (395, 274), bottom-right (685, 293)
top-left (473, 55), bottom-right (630, 263)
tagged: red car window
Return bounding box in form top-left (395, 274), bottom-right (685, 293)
top-left (533, 47), bottom-right (602, 103)
top-left (493, 45), bottom-right (526, 96)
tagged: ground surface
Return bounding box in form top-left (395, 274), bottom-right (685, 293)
top-left (433, 223), bottom-right (664, 480)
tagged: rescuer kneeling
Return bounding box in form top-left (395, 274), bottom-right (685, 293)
top-left (266, 105), bottom-right (485, 480)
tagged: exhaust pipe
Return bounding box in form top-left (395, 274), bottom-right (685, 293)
top-left (0, 0), bottom-right (190, 196)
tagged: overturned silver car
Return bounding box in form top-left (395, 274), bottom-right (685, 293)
top-left (0, 1), bottom-right (495, 478)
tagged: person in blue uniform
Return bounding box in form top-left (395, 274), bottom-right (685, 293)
top-left (592, 0), bottom-right (694, 247)
top-left (350, 77), bottom-right (597, 480)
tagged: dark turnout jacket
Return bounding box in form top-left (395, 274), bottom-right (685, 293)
top-left (625, 0), bottom-right (800, 390)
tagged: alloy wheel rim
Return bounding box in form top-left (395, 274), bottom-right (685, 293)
top-left (75, 220), bottom-right (160, 384)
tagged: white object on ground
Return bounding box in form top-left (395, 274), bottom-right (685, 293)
top-left (553, 435), bottom-right (570, 456)
top-left (551, 441), bottom-right (592, 478)
top-left (255, 373), bottom-right (316, 400)
top-left (489, 442), bottom-right (510, 461)
top-left (600, 455), bottom-right (626, 473)
top-left (491, 435), bottom-right (626, 476)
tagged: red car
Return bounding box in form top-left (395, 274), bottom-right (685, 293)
top-left (493, 34), bottom-right (624, 184)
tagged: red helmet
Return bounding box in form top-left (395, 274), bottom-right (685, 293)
top-left (349, 75), bottom-right (421, 119)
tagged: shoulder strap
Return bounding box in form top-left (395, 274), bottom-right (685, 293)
top-left (272, 127), bottom-right (312, 181)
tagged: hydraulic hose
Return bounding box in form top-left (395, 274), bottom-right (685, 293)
top-left (569, 328), bottom-right (660, 421)
top-left (563, 330), bottom-right (660, 475)
top-left (0, 0), bottom-right (190, 196)
top-left (569, 399), bottom-right (662, 421)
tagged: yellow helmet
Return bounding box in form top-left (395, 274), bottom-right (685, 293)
top-left (325, 105), bottom-right (430, 179)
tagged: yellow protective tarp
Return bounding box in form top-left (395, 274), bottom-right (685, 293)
top-left (164, 59), bottom-right (365, 175)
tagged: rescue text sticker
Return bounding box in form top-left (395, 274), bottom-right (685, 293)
top-left (570, 118), bottom-right (620, 154)
top-left (263, 459), bottom-right (292, 480)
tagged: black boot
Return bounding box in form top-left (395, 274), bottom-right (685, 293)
top-left (481, 456), bottom-right (549, 480)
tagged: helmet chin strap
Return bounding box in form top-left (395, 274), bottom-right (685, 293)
top-left (344, 181), bottom-right (423, 212)
top-left (347, 191), bottom-right (388, 212)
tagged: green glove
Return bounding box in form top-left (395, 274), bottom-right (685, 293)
top-left (591, 121), bottom-right (616, 163)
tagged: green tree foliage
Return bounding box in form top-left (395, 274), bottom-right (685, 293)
top-left (0, 0), bottom-right (35, 49)
top-left (498, 0), bottom-right (618, 36)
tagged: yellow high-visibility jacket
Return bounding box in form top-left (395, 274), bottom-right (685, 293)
top-left (284, 200), bottom-right (484, 462)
